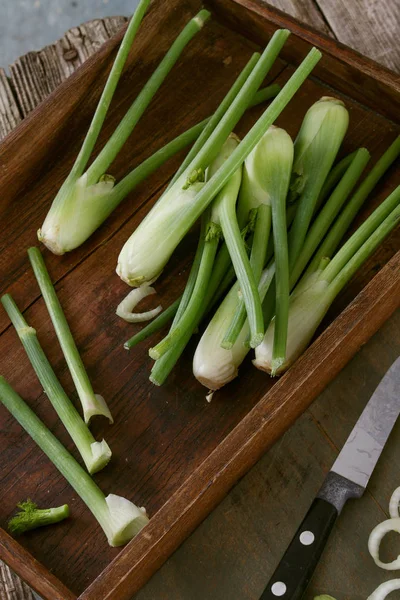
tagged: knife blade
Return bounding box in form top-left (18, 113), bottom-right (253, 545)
top-left (260, 357), bottom-right (400, 600)
top-left (331, 357), bottom-right (400, 489)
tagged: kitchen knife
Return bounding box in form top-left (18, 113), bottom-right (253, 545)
top-left (260, 356), bottom-right (400, 600)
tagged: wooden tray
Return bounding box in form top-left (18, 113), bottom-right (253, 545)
top-left (0, 0), bottom-right (399, 598)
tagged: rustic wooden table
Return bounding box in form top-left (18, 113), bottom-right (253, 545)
top-left (0, 2), bottom-right (399, 599)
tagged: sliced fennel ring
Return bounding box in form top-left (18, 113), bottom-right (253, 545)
top-left (116, 286), bottom-right (162, 323)
top-left (368, 517), bottom-right (400, 570)
top-left (367, 580), bottom-right (400, 600)
top-left (389, 486), bottom-right (400, 519)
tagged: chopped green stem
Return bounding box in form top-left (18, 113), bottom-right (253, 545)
top-left (316, 150), bottom-right (358, 208)
top-left (28, 247), bottom-right (112, 425)
top-left (327, 200), bottom-right (400, 298)
top-left (306, 135), bottom-right (400, 276)
top-left (124, 298), bottom-right (180, 349)
top-left (323, 184), bottom-right (400, 285)
top-left (149, 222), bottom-right (219, 359)
top-left (0, 294), bottom-right (111, 475)
top-left (222, 204), bottom-right (271, 349)
top-left (167, 52), bottom-right (261, 191)
top-left (86, 10), bottom-right (211, 185)
top-left (71, 0), bottom-right (151, 178)
top-left (0, 379), bottom-right (148, 546)
top-left (290, 148), bottom-right (370, 288)
top-left (8, 500), bottom-right (69, 535)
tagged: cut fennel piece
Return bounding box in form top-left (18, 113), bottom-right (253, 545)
top-left (28, 247), bottom-right (113, 424)
top-left (8, 500), bottom-right (69, 535)
top-left (0, 378), bottom-right (148, 547)
top-left (1, 294), bottom-right (111, 474)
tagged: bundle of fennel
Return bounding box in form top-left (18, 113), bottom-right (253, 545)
top-left (122, 91), bottom-right (399, 392)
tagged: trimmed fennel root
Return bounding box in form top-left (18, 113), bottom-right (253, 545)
top-left (38, 8), bottom-right (210, 254)
top-left (1, 294), bottom-right (111, 474)
top-left (254, 186), bottom-right (400, 375)
top-left (28, 247), bottom-right (113, 424)
top-left (0, 378), bottom-right (148, 546)
top-left (288, 97), bottom-right (349, 268)
top-left (117, 40), bottom-right (321, 289)
top-left (8, 500), bottom-right (69, 535)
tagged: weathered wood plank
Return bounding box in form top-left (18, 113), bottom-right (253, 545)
top-left (316, 0), bottom-right (400, 71)
top-left (0, 69), bottom-right (22, 137)
top-left (0, 560), bottom-right (34, 600)
top-left (0, 16), bottom-right (127, 130)
top-left (265, 0), bottom-right (333, 36)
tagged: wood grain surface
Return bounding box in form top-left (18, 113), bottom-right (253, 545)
top-left (0, 0), bottom-right (399, 599)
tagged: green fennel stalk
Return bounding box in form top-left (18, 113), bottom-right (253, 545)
top-left (28, 247), bottom-right (113, 425)
top-left (306, 134), bottom-right (400, 276)
top-left (221, 126), bottom-right (294, 360)
top-left (289, 147), bottom-right (371, 288)
top-left (1, 295), bottom-right (111, 474)
top-left (0, 378), bottom-right (148, 546)
top-left (262, 137), bottom-right (400, 334)
top-left (117, 28), bottom-right (294, 288)
top-left (287, 97), bottom-right (349, 269)
top-left (254, 185), bottom-right (400, 374)
top-left (39, 8), bottom-right (210, 254)
top-left (149, 210), bottom-right (221, 360)
top-left (112, 83), bottom-right (280, 206)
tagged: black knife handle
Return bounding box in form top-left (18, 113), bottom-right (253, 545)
top-left (260, 498), bottom-right (337, 600)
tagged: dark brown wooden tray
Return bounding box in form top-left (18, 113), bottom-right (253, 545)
top-left (0, 0), bottom-right (399, 598)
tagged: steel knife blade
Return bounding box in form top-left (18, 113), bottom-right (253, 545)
top-left (331, 356), bottom-right (400, 490)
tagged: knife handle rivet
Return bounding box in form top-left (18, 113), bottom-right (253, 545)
top-left (299, 530), bottom-right (315, 546)
top-left (271, 581), bottom-right (287, 596)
